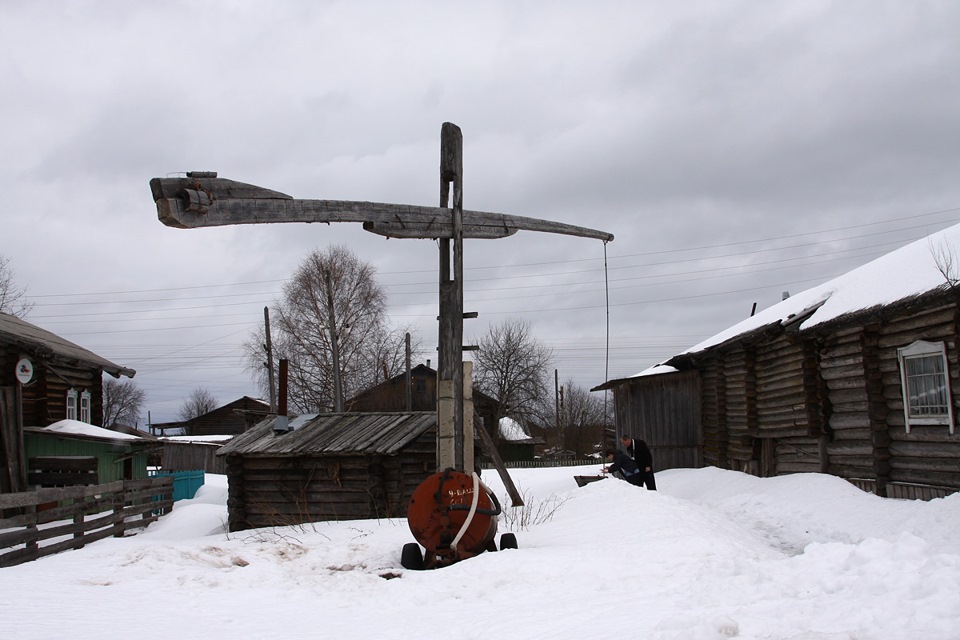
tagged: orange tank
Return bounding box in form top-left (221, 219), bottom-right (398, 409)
top-left (404, 469), bottom-right (503, 569)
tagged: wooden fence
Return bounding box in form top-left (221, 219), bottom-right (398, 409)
top-left (149, 469), bottom-right (205, 501)
top-left (160, 441), bottom-right (226, 474)
top-left (0, 476), bottom-right (174, 568)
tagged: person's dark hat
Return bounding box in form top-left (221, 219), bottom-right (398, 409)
top-left (605, 448), bottom-right (615, 457)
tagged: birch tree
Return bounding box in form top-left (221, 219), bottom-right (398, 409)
top-left (472, 318), bottom-right (553, 428)
top-left (244, 245), bottom-right (419, 413)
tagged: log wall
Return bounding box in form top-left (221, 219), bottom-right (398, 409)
top-left (877, 305), bottom-right (960, 493)
top-left (1, 343), bottom-right (105, 428)
top-left (699, 357), bottom-right (726, 468)
top-left (224, 431), bottom-right (435, 532)
top-left (700, 302), bottom-right (960, 496)
top-left (721, 347), bottom-right (755, 468)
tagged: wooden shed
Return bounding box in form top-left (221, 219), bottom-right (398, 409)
top-left (497, 417), bottom-right (545, 462)
top-left (604, 223), bottom-right (960, 499)
top-left (217, 412), bottom-right (437, 532)
top-left (158, 436), bottom-right (230, 474)
top-left (593, 365), bottom-right (703, 471)
top-left (149, 396), bottom-right (269, 437)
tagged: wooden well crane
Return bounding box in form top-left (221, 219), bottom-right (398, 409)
top-left (148, 122), bottom-right (613, 507)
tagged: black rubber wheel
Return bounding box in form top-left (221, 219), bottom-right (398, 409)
top-left (499, 533), bottom-right (518, 550)
top-left (400, 542), bottom-right (424, 570)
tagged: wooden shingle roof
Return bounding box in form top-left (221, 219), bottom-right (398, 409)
top-left (217, 411), bottom-right (436, 457)
top-left (0, 312), bottom-right (135, 378)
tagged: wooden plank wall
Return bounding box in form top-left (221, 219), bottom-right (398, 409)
top-left (24, 434), bottom-right (149, 484)
top-left (613, 371), bottom-right (702, 470)
top-left (161, 441), bottom-right (227, 474)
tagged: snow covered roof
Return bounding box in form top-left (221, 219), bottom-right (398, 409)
top-left (32, 419), bottom-right (147, 442)
top-left (498, 417), bottom-right (544, 444)
top-left (593, 222), bottom-right (960, 389)
top-left (499, 417), bottom-right (528, 442)
top-left (161, 435), bottom-right (234, 443)
top-left (0, 312), bottom-right (135, 378)
top-left (677, 222), bottom-right (960, 358)
top-left (592, 362), bottom-right (681, 391)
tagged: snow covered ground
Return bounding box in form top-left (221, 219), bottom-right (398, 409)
top-left (3, 465), bottom-right (959, 640)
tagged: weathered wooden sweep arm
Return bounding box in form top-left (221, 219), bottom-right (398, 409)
top-left (149, 175), bottom-right (614, 242)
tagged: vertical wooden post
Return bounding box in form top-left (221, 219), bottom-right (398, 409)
top-left (438, 122), bottom-right (464, 470)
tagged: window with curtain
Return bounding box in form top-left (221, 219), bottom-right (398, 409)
top-left (898, 340), bottom-right (954, 433)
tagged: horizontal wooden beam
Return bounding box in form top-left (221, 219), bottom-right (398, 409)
top-left (363, 221), bottom-right (516, 240)
top-left (149, 176), bottom-right (614, 242)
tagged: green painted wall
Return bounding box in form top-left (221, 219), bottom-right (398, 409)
top-left (24, 434), bottom-right (149, 484)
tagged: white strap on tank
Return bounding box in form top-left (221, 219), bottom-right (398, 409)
top-left (451, 471), bottom-right (481, 553)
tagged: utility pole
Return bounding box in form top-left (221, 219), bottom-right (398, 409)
top-left (263, 306), bottom-right (276, 412)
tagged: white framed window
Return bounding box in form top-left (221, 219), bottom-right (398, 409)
top-left (897, 340), bottom-right (954, 433)
top-left (66, 388), bottom-right (78, 421)
top-left (80, 390), bottom-right (92, 424)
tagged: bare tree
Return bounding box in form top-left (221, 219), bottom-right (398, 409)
top-left (931, 239), bottom-right (960, 289)
top-left (102, 378), bottom-right (147, 428)
top-left (472, 318), bottom-right (553, 429)
top-left (179, 387), bottom-right (219, 421)
top-left (243, 246), bottom-right (421, 413)
top-left (0, 254), bottom-right (33, 317)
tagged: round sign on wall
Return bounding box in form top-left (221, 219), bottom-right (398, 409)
top-left (15, 358), bottom-right (34, 384)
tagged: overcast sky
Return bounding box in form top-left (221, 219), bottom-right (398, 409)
top-left (2, 1), bottom-right (959, 425)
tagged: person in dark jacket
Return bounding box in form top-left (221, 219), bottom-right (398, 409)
top-left (620, 434), bottom-right (657, 490)
top-left (603, 449), bottom-right (644, 486)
